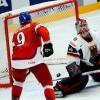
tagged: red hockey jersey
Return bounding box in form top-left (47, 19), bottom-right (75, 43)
top-left (12, 22), bottom-right (50, 60)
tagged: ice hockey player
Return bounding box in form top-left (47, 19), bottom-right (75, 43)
top-left (11, 12), bottom-right (55, 100)
top-left (54, 18), bottom-right (100, 97)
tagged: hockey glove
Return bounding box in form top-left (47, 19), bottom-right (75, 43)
top-left (66, 62), bottom-right (82, 78)
top-left (43, 43), bottom-right (54, 57)
top-left (67, 61), bottom-right (100, 77)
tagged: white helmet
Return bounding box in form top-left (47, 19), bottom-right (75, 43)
top-left (75, 18), bottom-right (89, 34)
top-left (75, 18), bottom-right (93, 42)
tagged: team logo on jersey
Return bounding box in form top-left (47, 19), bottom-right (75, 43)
top-left (67, 45), bottom-right (80, 58)
top-left (68, 45), bottom-right (77, 53)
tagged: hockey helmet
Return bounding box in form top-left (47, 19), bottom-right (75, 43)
top-left (75, 18), bottom-right (88, 34)
top-left (75, 18), bottom-right (92, 42)
top-left (19, 12), bottom-right (32, 25)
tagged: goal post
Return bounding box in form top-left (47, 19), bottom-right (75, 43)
top-left (0, 13), bottom-right (13, 88)
top-left (0, 0), bottom-right (79, 87)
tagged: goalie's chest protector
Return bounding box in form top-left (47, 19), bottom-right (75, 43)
top-left (76, 30), bottom-right (100, 64)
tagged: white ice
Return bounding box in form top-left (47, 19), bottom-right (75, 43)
top-left (0, 10), bottom-right (100, 100)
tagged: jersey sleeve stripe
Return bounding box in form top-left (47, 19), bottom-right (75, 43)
top-left (67, 54), bottom-right (80, 58)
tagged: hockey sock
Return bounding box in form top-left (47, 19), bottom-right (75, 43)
top-left (44, 88), bottom-right (55, 100)
top-left (12, 85), bottom-right (22, 100)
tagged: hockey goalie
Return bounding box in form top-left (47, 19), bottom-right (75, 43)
top-left (54, 18), bottom-right (100, 97)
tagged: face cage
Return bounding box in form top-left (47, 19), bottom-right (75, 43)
top-left (76, 23), bottom-right (89, 34)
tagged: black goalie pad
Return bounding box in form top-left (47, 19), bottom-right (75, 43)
top-left (66, 62), bottom-right (82, 77)
top-left (66, 61), bottom-right (100, 77)
top-left (54, 76), bottom-right (88, 98)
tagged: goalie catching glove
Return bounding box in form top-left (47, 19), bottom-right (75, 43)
top-left (43, 42), bottom-right (54, 57)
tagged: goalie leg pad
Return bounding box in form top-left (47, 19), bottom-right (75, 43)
top-left (54, 75), bottom-right (89, 97)
top-left (44, 88), bottom-right (55, 100)
top-left (91, 73), bottom-right (100, 82)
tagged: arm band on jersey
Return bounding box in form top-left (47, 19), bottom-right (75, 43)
top-left (44, 85), bottom-right (53, 91)
top-left (13, 80), bottom-right (24, 87)
top-left (35, 23), bottom-right (42, 33)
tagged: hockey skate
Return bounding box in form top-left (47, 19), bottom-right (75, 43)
top-left (54, 81), bottom-right (66, 98)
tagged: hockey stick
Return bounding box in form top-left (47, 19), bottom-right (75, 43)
top-left (53, 69), bottom-right (100, 81)
top-left (44, 57), bottom-right (67, 65)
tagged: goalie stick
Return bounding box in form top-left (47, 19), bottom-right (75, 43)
top-left (53, 69), bottom-right (100, 81)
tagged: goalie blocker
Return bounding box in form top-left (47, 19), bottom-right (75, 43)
top-left (66, 60), bottom-right (100, 78)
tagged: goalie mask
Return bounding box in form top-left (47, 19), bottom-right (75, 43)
top-left (75, 18), bottom-right (93, 42)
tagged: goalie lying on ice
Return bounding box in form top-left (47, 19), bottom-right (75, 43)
top-left (54, 18), bottom-right (100, 97)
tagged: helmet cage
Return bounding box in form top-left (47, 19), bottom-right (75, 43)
top-left (75, 19), bottom-right (89, 34)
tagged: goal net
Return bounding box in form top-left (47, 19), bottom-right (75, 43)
top-left (0, 0), bottom-right (79, 87)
